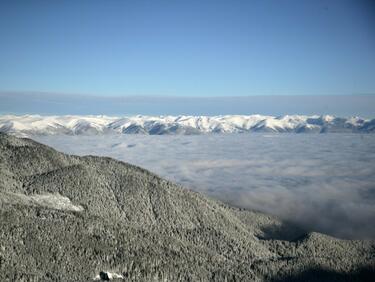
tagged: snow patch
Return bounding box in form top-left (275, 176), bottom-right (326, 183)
top-left (93, 271), bottom-right (124, 280)
top-left (29, 194), bottom-right (84, 212)
top-left (1, 192), bottom-right (84, 212)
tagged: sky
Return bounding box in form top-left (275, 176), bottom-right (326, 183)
top-left (0, 0), bottom-right (375, 97)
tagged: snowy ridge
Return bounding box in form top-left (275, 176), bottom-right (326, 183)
top-left (0, 114), bottom-right (374, 136)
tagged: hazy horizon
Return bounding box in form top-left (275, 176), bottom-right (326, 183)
top-left (2, 92), bottom-right (375, 118)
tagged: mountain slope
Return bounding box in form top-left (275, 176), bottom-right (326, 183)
top-left (1, 114), bottom-right (374, 136)
top-left (0, 133), bottom-right (374, 281)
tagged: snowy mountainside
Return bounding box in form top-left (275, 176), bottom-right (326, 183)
top-left (0, 114), bottom-right (373, 136)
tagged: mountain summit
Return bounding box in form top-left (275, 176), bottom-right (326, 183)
top-left (0, 133), bottom-right (374, 281)
top-left (1, 114), bottom-right (374, 137)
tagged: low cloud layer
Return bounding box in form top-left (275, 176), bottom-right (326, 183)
top-left (35, 134), bottom-right (375, 239)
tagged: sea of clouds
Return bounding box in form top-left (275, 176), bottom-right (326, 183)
top-left (35, 133), bottom-right (375, 239)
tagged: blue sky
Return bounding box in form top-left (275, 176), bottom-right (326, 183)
top-left (0, 0), bottom-right (374, 97)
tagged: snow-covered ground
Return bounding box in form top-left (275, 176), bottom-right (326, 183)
top-left (1, 114), bottom-right (374, 136)
top-left (34, 133), bottom-right (375, 239)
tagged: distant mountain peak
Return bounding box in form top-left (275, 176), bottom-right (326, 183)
top-left (0, 114), bottom-right (374, 136)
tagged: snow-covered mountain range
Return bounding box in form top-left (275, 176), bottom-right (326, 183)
top-left (0, 114), bottom-right (374, 136)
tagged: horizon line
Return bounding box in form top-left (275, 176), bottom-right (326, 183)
top-left (1, 90), bottom-right (375, 99)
